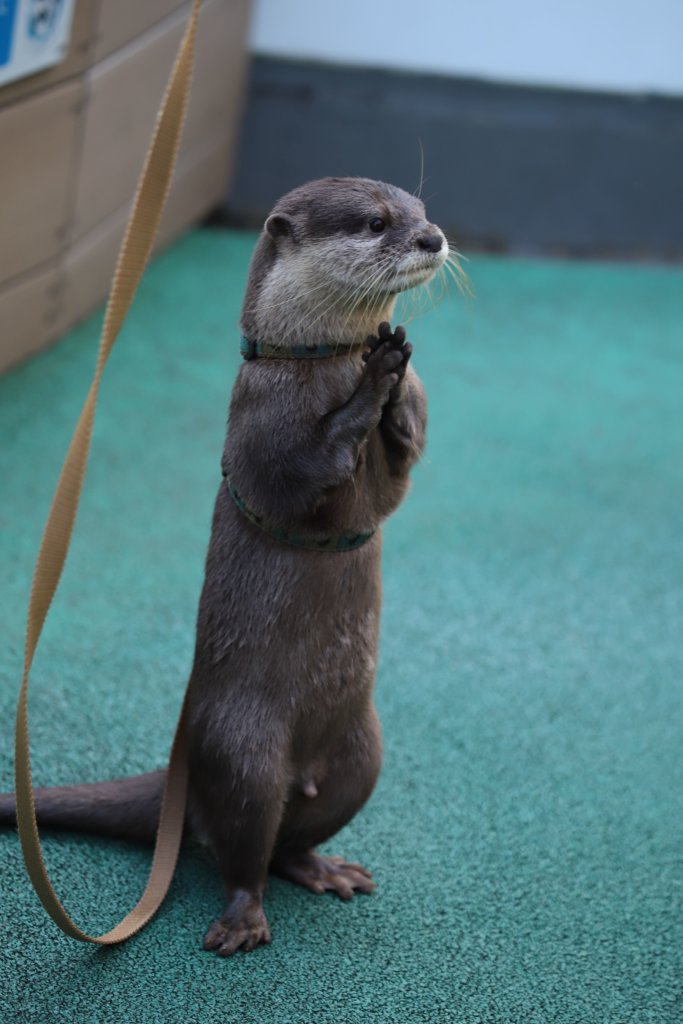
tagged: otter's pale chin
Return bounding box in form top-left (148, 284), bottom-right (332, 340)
top-left (392, 249), bottom-right (447, 287)
top-left (387, 265), bottom-right (440, 294)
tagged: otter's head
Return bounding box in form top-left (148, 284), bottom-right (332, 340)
top-left (241, 177), bottom-right (448, 346)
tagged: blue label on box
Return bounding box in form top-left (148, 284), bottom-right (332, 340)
top-left (0, 0), bottom-right (19, 68)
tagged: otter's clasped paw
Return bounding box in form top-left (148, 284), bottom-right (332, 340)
top-left (360, 331), bottom-right (405, 407)
top-left (363, 322), bottom-right (412, 402)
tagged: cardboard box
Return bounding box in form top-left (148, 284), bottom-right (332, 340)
top-left (57, 138), bottom-right (234, 336)
top-left (0, 0), bottom-right (251, 374)
top-left (0, 0), bottom-right (97, 108)
top-left (0, 262), bottom-right (60, 368)
top-left (92, 0), bottom-right (189, 64)
top-left (0, 79), bottom-right (82, 285)
top-left (73, 0), bottom-right (249, 242)
top-left (72, 12), bottom-right (187, 242)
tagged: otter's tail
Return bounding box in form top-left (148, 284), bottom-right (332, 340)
top-left (0, 771), bottom-right (167, 845)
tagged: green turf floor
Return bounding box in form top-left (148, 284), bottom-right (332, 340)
top-left (1, 230), bottom-right (682, 1023)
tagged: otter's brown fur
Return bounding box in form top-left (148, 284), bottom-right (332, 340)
top-left (0, 177), bottom-right (447, 955)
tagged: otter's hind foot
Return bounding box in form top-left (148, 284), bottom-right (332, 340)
top-left (203, 890), bottom-right (271, 956)
top-left (273, 851), bottom-right (376, 900)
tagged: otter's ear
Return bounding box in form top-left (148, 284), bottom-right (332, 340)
top-left (265, 214), bottom-right (293, 240)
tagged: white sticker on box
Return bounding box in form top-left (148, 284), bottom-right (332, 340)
top-left (0, 0), bottom-right (76, 87)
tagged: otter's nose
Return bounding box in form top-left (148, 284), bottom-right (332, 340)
top-left (416, 231), bottom-right (443, 253)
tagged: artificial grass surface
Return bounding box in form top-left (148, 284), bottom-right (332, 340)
top-left (1, 229), bottom-right (682, 1023)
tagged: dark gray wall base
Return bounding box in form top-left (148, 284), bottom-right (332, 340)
top-left (224, 57), bottom-right (683, 260)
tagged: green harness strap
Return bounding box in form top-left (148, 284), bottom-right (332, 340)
top-left (240, 336), bottom-right (367, 360)
top-left (225, 478), bottom-right (376, 552)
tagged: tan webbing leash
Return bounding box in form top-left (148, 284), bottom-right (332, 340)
top-left (14, 0), bottom-right (202, 944)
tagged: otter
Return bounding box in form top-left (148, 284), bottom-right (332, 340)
top-left (0, 177), bottom-right (449, 955)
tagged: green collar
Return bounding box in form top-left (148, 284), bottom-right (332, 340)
top-left (240, 336), bottom-right (365, 361)
top-left (225, 478), bottom-right (376, 553)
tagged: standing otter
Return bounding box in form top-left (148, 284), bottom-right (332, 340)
top-left (1, 177), bottom-right (449, 955)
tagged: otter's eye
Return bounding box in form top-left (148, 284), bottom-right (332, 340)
top-left (369, 217), bottom-right (386, 234)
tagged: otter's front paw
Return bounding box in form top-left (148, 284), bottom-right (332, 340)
top-left (360, 331), bottom-right (405, 408)
top-left (363, 322), bottom-right (412, 403)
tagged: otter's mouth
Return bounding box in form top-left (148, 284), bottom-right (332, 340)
top-left (389, 246), bottom-right (448, 290)
top-left (386, 260), bottom-right (444, 293)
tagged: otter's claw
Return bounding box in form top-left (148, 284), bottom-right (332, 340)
top-left (203, 892), bottom-right (271, 957)
top-left (378, 321), bottom-right (406, 349)
top-left (360, 339), bottom-right (404, 406)
top-left (273, 851), bottom-right (376, 900)
top-left (363, 323), bottom-right (412, 407)
top-left (363, 323), bottom-right (411, 373)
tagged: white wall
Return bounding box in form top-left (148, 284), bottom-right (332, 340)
top-left (249, 0), bottom-right (683, 97)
